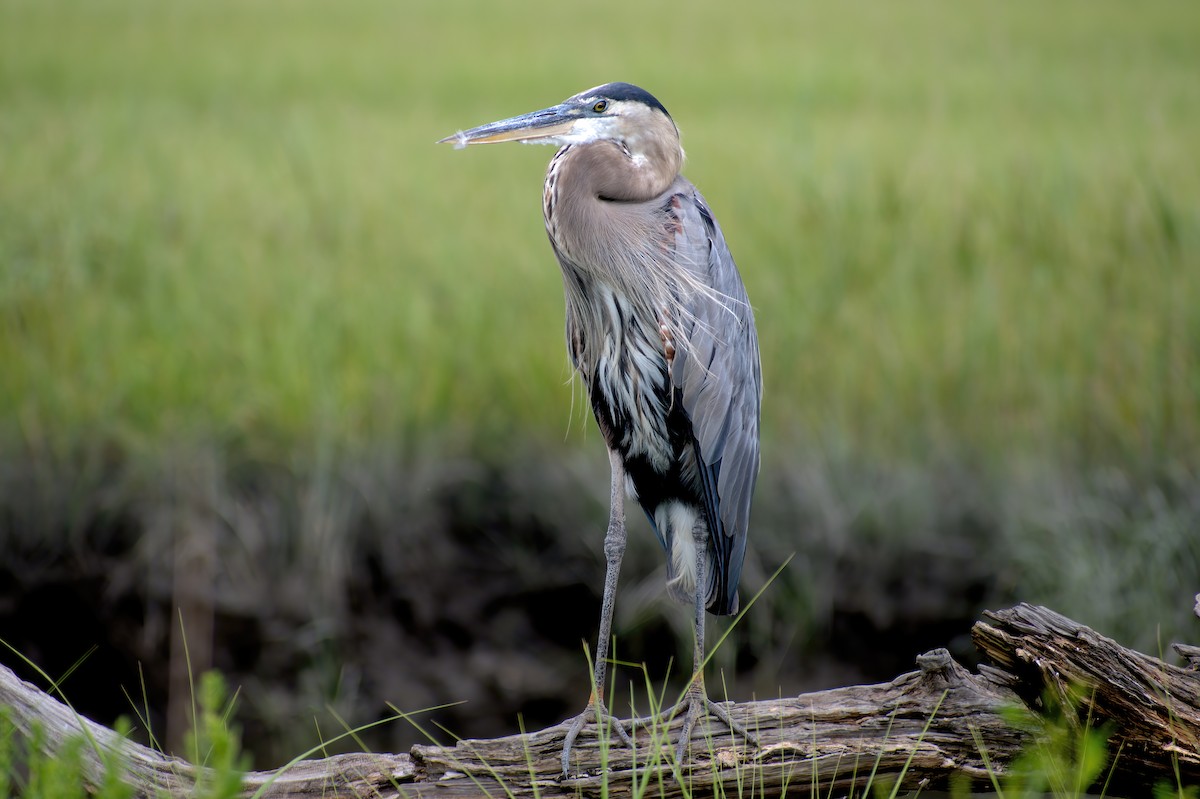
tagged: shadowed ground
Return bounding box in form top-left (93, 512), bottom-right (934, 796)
top-left (2, 446), bottom-right (1197, 767)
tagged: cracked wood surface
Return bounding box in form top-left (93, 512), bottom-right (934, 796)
top-left (972, 603), bottom-right (1200, 788)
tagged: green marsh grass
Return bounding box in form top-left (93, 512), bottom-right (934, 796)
top-left (1, 0), bottom-right (1197, 462)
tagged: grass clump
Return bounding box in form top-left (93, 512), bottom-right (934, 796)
top-left (995, 688), bottom-right (1116, 799)
top-left (0, 708), bottom-right (133, 799)
top-left (971, 683), bottom-right (1196, 799)
top-left (185, 671), bottom-right (250, 799)
top-left (0, 671), bottom-right (247, 799)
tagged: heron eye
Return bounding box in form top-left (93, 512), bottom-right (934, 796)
top-left (593, 100), bottom-right (608, 113)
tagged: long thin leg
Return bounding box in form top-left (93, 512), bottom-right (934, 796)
top-left (674, 524), bottom-right (756, 763)
top-left (561, 448), bottom-right (634, 776)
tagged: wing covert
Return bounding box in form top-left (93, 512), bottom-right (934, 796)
top-left (668, 181), bottom-right (762, 614)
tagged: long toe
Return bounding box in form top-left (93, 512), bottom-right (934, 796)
top-left (560, 699), bottom-right (633, 777)
top-left (670, 692), bottom-right (759, 764)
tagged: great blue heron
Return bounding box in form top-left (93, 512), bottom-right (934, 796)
top-left (439, 82), bottom-right (761, 773)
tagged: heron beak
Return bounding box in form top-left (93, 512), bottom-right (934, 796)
top-left (437, 103), bottom-right (578, 149)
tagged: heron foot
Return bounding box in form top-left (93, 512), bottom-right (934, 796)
top-left (560, 697), bottom-right (633, 777)
top-left (662, 682), bottom-right (758, 764)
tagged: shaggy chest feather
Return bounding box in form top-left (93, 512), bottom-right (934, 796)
top-left (583, 286), bottom-right (675, 471)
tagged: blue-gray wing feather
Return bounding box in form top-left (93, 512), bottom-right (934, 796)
top-left (670, 182), bottom-right (761, 614)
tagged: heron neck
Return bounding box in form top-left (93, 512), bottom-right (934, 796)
top-left (544, 142), bottom-right (697, 391)
top-left (546, 145), bottom-right (679, 282)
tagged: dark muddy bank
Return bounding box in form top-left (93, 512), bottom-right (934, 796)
top-left (1, 444), bottom-right (1196, 767)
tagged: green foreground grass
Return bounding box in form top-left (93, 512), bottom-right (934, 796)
top-left (1, 0), bottom-right (1197, 464)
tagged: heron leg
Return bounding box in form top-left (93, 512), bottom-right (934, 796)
top-left (561, 448), bottom-right (634, 776)
top-left (672, 523), bottom-right (757, 764)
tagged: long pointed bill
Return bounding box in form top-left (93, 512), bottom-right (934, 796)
top-left (437, 103), bottom-right (578, 149)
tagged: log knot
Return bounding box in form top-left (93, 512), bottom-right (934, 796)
top-left (915, 648), bottom-right (969, 689)
top-left (916, 648), bottom-right (953, 674)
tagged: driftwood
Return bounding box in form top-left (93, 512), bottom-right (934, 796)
top-left (973, 603), bottom-right (1200, 788)
top-left (0, 603), bottom-right (1197, 797)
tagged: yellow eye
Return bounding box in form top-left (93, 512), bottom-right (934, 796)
top-left (593, 100), bottom-right (608, 113)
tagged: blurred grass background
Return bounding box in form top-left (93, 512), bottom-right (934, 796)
top-left (1, 0), bottom-right (1198, 767)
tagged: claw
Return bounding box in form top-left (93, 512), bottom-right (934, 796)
top-left (666, 680), bottom-right (758, 763)
top-left (674, 696), bottom-right (758, 762)
top-left (560, 697), bottom-right (633, 777)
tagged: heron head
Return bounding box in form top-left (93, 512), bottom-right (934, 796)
top-left (438, 82), bottom-right (679, 157)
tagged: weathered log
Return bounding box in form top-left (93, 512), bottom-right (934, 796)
top-left (972, 603), bottom-right (1200, 789)
top-left (0, 649), bottom-right (1020, 797)
top-left (404, 648), bottom-right (1023, 799)
top-left (1, 603), bottom-right (1197, 797)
